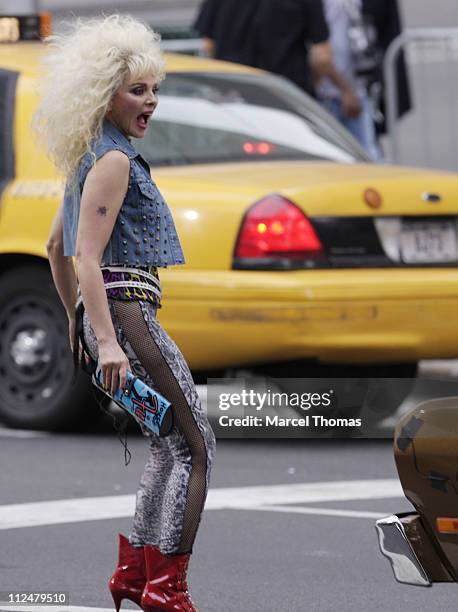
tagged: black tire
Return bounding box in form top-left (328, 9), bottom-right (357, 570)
top-left (0, 264), bottom-right (94, 430)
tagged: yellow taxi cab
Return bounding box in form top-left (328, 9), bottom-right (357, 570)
top-left (1, 14), bottom-right (458, 429)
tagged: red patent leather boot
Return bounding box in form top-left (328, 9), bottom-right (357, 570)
top-left (108, 534), bottom-right (146, 611)
top-left (141, 545), bottom-right (198, 612)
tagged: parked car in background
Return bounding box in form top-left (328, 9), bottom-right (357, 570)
top-left (1, 15), bottom-right (458, 429)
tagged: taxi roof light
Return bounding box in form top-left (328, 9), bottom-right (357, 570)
top-left (0, 13), bottom-right (51, 43)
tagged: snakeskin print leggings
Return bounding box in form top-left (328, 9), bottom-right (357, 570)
top-left (83, 299), bottom-right (216, 555)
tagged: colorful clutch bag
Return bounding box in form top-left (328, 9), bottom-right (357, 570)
top-left (92, 365), bottom-right (173, 437)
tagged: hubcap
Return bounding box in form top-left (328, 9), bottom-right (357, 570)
top-left (0, 293), bottom-right (71, 417)
top-left (10, 327), bottom-right (51, 369)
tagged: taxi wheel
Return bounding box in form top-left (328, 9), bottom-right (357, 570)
top-left (0, 264), bottom-right (93, 430)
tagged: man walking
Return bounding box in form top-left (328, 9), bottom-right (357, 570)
top-left (194, 0), bottom-right (361, 108)
top-left (316, 0), bottom-right (382, 160)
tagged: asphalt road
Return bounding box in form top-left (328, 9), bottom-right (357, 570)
top-left (1, 431), bottom-right (457, 612)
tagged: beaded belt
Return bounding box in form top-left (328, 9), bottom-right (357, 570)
top-left (76, 265), bottom-right (162, 308)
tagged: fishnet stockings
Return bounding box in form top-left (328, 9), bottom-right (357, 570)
top-left (114, 300), bottom-right (208, 555)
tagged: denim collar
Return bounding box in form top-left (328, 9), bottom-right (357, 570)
top-left (102, 118), bottom-right (138, 160)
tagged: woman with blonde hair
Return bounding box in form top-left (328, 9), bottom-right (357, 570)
top-left (36, 14), bottom-right (216, 612)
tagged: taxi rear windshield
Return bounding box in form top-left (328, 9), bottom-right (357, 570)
top-left (134, 72), bottom-right (369, 167)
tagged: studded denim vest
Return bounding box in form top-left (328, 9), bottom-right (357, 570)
top-left (62, 119), bottom-right (185, 268)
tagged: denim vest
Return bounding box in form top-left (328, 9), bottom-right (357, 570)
top-left (62, 119), bottom-right (185, 268)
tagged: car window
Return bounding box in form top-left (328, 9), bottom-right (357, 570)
top-left (134, 72), bottom-right (369, 167)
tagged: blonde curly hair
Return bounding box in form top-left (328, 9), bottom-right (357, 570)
top-left (33, 14), bottom-right (165, 180)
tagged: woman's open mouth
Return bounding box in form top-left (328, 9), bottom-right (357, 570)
top-left (137, 113), bottom-right (151, 129)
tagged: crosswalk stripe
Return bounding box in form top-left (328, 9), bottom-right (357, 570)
top-left (204, 479), bottom-right (403, 508)
top-left (241, 505), bottom-right (386, 519)
top-left (0, 428), bottom-right (50, 439)
top-left (0, 479), bottom-right (403, 531)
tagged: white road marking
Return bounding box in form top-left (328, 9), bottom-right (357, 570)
top-left (0, 495), bottom-right (136, 530)
top-left (0, 428), bottom-right (50, 439)
top-left (0, 479), bottom-right (403, 531)
top-left (205, 479), bottom-right (403, 509)
top-left (241, 505), bottom-right (386, 520)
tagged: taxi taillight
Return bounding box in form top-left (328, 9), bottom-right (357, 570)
top-left (233, 194), bottom-right (323, 264)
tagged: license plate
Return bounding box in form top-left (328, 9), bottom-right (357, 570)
top-left (401, 220), bottom-right (457, 263)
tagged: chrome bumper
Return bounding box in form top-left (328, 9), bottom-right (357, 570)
top-left (375, 514), bottom-right (431, 586)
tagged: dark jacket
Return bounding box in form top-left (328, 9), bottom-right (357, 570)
top-left (194, 0), bottom-right (329, 96)
top-left (194, 0), bottom-right (260, 65)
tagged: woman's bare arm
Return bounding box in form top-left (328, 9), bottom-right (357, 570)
top-left (46, 202), bottom-right (78, 349)
top-left (75, 150), bottom-right (130, 393)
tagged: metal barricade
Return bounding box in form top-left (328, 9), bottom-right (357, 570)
top-left (384, 28), bottom-right (458, 171)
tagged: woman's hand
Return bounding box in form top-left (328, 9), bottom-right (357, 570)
top-left (97, 339), bottom-right (130, 395)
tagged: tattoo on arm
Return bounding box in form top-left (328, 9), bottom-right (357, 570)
top-left (97, 206), bottom-right (108, 216)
